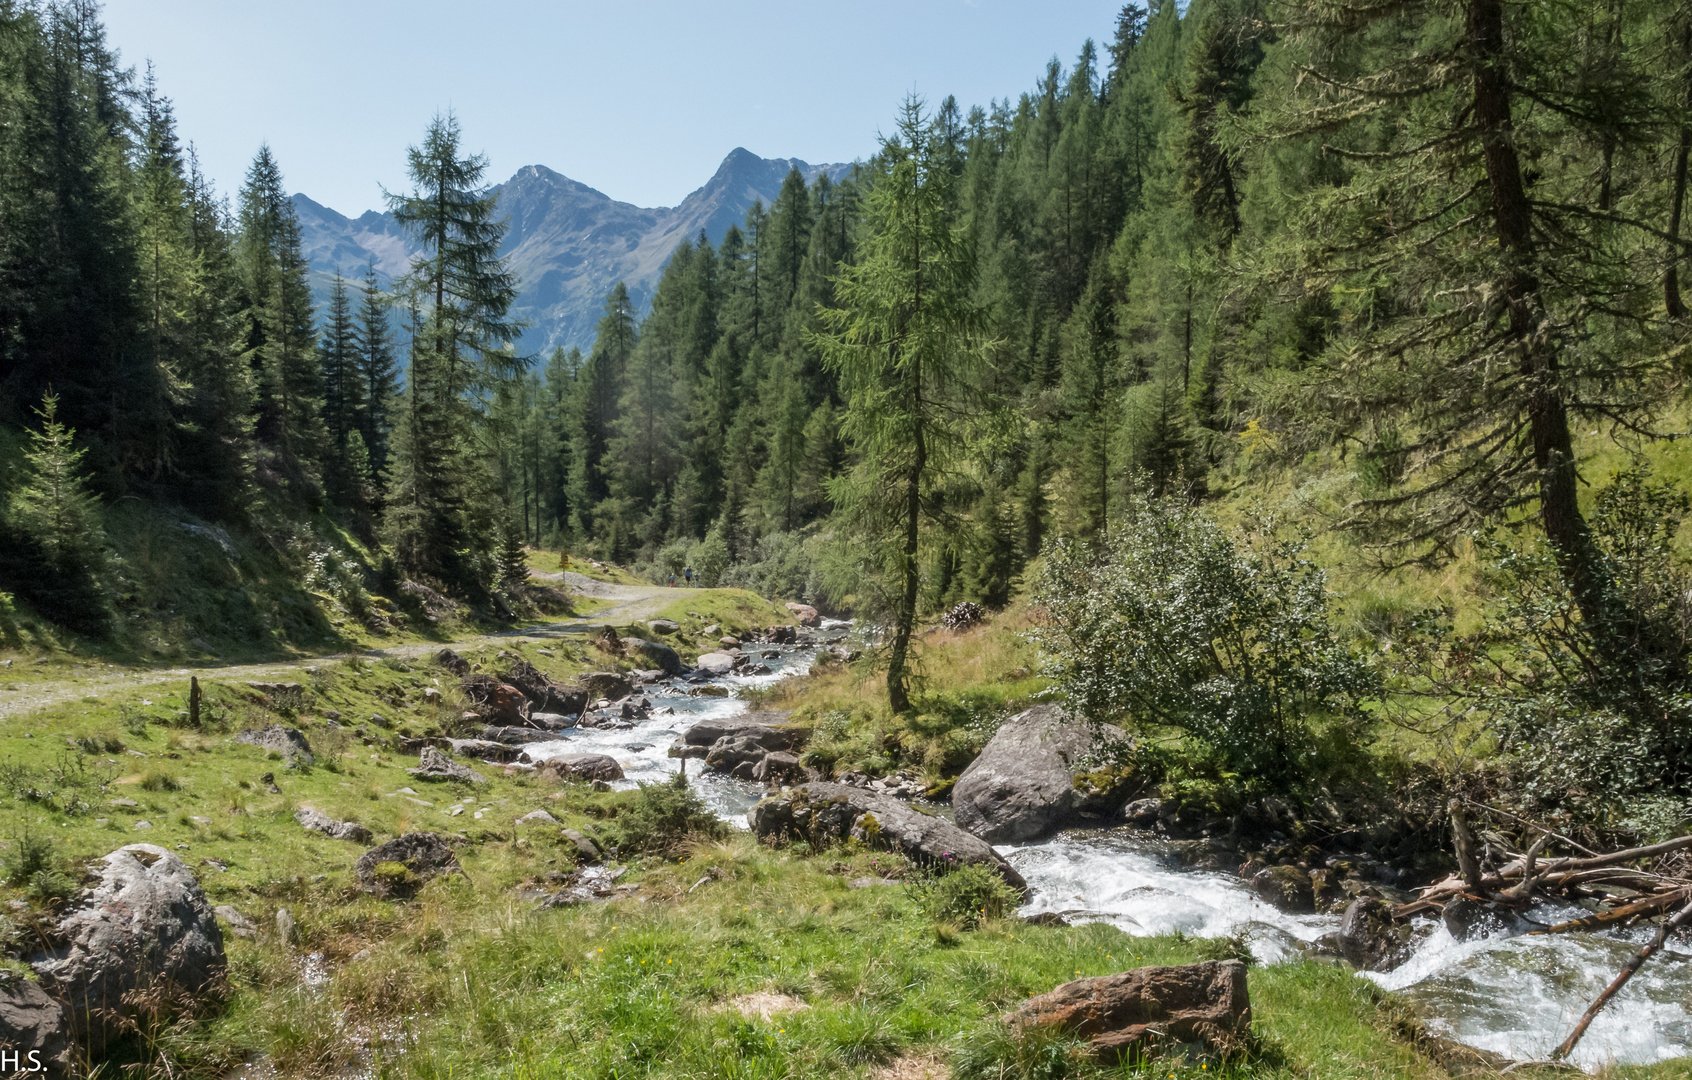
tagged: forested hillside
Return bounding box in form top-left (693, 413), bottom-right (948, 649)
top-left (2, 0), bottom-right (1689, 713)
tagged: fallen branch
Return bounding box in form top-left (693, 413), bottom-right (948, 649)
top-left (1526, 889), bottom-right (1691, 937)
top-left (1552, 895), bottom-right (1692, 1061)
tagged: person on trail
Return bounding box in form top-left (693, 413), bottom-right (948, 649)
top-left (668, 574), bottom-right (676, 587)
top-left (685, 566), bottom-right (694, 586)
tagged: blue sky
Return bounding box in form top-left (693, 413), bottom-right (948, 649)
top-left (101, 1), bottom-right (1126, 217)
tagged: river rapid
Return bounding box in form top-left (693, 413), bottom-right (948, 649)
top-left (510, 630), bottom-right (1692, 1072)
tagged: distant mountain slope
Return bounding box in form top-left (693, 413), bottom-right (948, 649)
top-left (294, 148), bottom-right (855, 354)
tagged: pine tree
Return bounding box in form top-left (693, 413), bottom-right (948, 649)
top-left (816, 97), bottom-right (990, 714)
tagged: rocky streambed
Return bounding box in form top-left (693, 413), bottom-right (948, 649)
top-left (492, 645), bottom-right (1692, 1072)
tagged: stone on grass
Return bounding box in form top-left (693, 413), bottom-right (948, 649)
top-left (561, 829), bottom-right (602, 863)
top-left (213, 906), bottom-right (256, 940)
top-left (648, 619), bottom-right (680, 635)
top-left (29, 845), bottom-right (224, 1058)
top-left (516, 810), bottom-right (559, 826)
top-left (0, 971), bottom-right (68, 1074)
top-left (354, 834), bottom-right (461, 899)
top-left (749, 783), bottom-right (1025, 893)
top-left (1006, 961), bottom-right (1251, 1059)
top-left (409, 746), bottom-right (486, 784)
top-left (293, 807), bottom-right (374, 844)
top-left (234, 724), bottom-right (314, 766)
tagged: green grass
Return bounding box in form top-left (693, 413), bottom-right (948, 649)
top-left (648, 588), bottom-right (796, 639)
top-left (0, 619), bottom-right (1680, 1078)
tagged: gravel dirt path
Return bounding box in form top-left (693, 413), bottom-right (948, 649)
top-left (0, 582), bottom-right (672, 720)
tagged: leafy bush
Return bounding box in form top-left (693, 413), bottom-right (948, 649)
top-left (610, 780), bottom-right (726, 858)
top-left (1031, 496), bottom-right (1377, 780)
top-left (1420, 468), bottom-right (1692, 809)
top-left (910, 862), bottom-right (1021, 929)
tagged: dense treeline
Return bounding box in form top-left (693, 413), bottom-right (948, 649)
top-left (2, 0), bottom-right (1691, 778)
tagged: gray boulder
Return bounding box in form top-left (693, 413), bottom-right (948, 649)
top-left (0, 972), bottom-right (68, 1075)
top-left (648, 619), bottom-right (680, 635)
top-left (580, 672), bottom-right (633, 700)
top-left (213, 906), bottom-right (256, 940)
top-left (293, 807), bottom-right (374, 844)
top-left (749, 783), bottom-right (1026, 893)
top-left (537, 754), bottom-right (625, 782)
top-left (1336, 897), bottom-right (1418, 972)
top-left (354, 834), bottom-right (462, 898)
top-left (752, 750), bottom-right (811, 786)
top-left (952, 705), bottom-right (1133, 843)
top-left (706, 730), bottom-right (797, 777)
top-left (434, 648), bottom-right (470, 675)
top-left (677, 712), bottom-right (798, 750)
top-left (481, 726), bottom-right (562, 745)
top-left (632, 638), bottom-right (682, 676)
top-left (30, 845), bottom-right (224, 1057)
top-left (529, 712), bottom-right (578, 731)
top-left (516, 810), bottom-right (559, 825)
top-left (694, 652), bottom-right (737, 675)
top-left (234, 724), bottom-right (314, 766)
top-left (442, 738), bottom-right (523, 762)
top-left (409, 746), bottom-right (487, 784)
top-left (561, 828), bottom-right (602, 863)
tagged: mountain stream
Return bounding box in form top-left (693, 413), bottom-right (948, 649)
top-left (511, 629), bottom-right (1692, 1072)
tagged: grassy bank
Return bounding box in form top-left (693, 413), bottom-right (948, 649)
top-left (0, 611), bottom-right (1674, 1078)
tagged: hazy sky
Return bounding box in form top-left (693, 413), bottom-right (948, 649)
top-left (99, 1), bottom-right (1125, 218)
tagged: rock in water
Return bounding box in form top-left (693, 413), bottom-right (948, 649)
top-left (30, 845), bottom-right (225, 1057)
top-left (1006, 961), bottom-right (1251, 1059)
top-left (749, 782), bottom-right (1026, 892)
top-left (537, 754), bottom-right (624, 782)
top-left (784, 602), bottom-right (819, 626)
top-left (1336, 897), bottom-right (1417, 972)
top-left (234, 724), bottom-right (315, 766)
top-left (1250, 866), bottom-right (1316, 913)
top-left (631, 638), bottom-right (682, 676)
top-left (410, 746), bottom-right (487, 784)
top-left (354, 834), bottom-right (462, 898)
top-left (952, 705), bottom-right (1134, 843)
top-left (580, 671), bottom-right (633, 700)
top-left (694, 652), bottom-right (737, 675)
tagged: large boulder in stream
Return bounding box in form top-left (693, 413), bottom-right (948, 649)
top-left (29, 845), bottom-right (225, 1059)
top-left (1334, 896), bottom-right (1419, 972)
top-left (626, 637), bottom-right (682, 676)
top-left (952, 705), bottom-right (1135, 843)
top-left (1006, 961), bottom-right (1251, 1059)
top-left (750, 782), bottom-right (1026, 892)
top-left (669, 712), bottom-right (800, 761)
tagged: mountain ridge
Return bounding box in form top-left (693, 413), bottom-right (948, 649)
top-left (294, 148), bottom-right (856, 354)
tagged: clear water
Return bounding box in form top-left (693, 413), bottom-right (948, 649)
top-left (509, 620), bottom-right (1692, 1072)
top-left (1001, 830), bottom-right (1692, 1070)
top-left (517, 631), bottom-right (838, 823)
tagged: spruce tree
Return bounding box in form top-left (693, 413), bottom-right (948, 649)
top-left (318, 271), bottom-right (360, 501)
top-left (6, 392), bottom-right (107, 631)
top-left (354, 263), bottom-right (399, 479)
top-left (383, 113), bottom-right (524, 590)
top-left (238, 145), bottom-right (323, 483)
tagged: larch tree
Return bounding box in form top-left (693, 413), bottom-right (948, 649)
top-left (816, 96), bottom-right (991, 715)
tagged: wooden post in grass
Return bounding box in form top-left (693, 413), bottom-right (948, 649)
top-left (189, 676), bottom-right (201, 727)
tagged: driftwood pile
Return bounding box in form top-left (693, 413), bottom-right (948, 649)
top-left (1396, 799), bottom-right (1692, 1062)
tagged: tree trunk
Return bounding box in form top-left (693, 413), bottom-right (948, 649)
top-left (1468, 0), bottom-right (1604, 625)
top-left (887, 402), bottom-right (925, 716)
top-left (1667, 124), bottom-right (1689, 319)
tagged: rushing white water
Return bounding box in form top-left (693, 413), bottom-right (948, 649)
top-left (517, 629), bottom-right (835, 822)
top-left (501, 623), bottom-right (1692, 1072)
top-left (1002, 830), bottom-right (1692, 1071)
